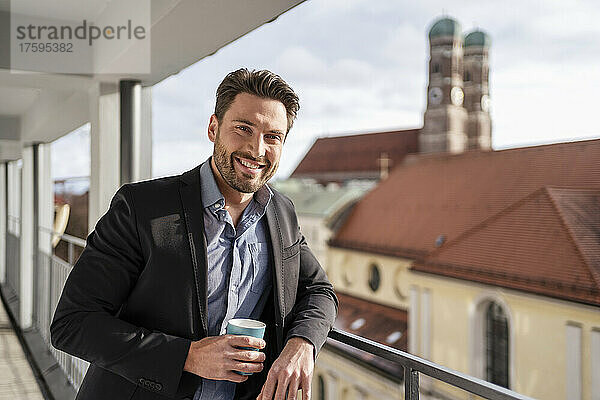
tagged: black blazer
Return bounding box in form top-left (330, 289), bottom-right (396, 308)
top-left (50, 164), bottom-right (338, 400)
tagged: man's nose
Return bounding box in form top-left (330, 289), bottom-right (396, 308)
top-left (249, 132), bottom-right (266, 159)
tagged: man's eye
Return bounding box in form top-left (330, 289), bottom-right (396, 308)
top-left (236, 125), bottom-right (251, 133)
top-left (265, 134), bottom-right (282, 141)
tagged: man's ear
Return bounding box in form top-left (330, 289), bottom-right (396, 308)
top-left (208, 114), bottom-right (219, 143)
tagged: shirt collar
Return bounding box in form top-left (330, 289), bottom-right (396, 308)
top-left (199, 157), bottom-right (273, 211)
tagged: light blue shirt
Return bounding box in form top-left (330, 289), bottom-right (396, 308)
top-left (194, 159), bottom-right (273, 400)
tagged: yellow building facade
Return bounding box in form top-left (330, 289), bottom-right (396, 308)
top-left (324, 247), bottom-right (600, 400)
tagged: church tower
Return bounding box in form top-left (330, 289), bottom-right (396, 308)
top-left (463, 30), bottom-right (492, 150)
top-left (421, 17), bottom-right (468, 154)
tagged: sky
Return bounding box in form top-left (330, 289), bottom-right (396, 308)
top-left (52, 0), bottom-right (600, 182)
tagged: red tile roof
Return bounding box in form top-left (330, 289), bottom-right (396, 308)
top-left (412, 187), bottom-right (600, 306)
top-left (291, 129), bottom-right (420, 181)
top-left (326, 292), bottom-right (407, 379)
top-left (331, 139), bottom-right (600, 305)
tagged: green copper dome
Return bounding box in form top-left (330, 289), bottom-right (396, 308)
top-left (464, 30), bottom-right (491, 47)
top-left (428, 17), bottom-right (461, 39)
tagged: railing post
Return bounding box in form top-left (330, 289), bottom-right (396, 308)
top-left (48, 256), bottom-right (54, 347)
top-left (68, 242), bottom-right (73, 265)
top-left (404, 367), bottom-right (419, 400)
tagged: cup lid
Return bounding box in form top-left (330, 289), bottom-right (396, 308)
top-left (228, 318), bottom-right (266, 329)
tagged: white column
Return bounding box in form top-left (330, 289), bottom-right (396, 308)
top-left (20, 146), bottom-right (34, 329)
top-left (592, 328), bottom-right (600, 400)
top-left (6, 162), bottom-right (13, 235)
top-left (38, 144), bottom-right (53, 255)
top-left (0, 163), bottom-right (6, 284)
top-left (137, 86), bottom-right (153, 181)
top-left (566, 323), bottom-right (582, 400)
top-left (89, 82), bottom-right (120, 234)
top-left (409, 286), bottom-right (420, 355)
top-left (7, 161), bottom-right (21, 236)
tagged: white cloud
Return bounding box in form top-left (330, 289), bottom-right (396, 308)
top-left (51, 123), bottom-right (90, 180)
top-left (146, 0), bottom-right (600, 179)
top-left (152, 140), bottom-right (212, 178)
top-left (276, 46), bottom-right (328, 78)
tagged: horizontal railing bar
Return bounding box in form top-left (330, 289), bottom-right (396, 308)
top-left (328, 328), bottom-right (535, 400)
top-left (59, 233), bottom-right (86, 247)
top-left (38, 226), bottom-right (86, 248)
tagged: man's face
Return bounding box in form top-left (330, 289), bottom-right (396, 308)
top-left (208, 92), bottom-right (287, 194)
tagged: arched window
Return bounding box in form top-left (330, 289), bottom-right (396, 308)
top-left (485, 302), bottom-right (509, 388)
top-left (317, 375), bottom-right (326, 400)
top-left (464, 70), bottom-right (471, 82)
top-left (368, 263), bottom-right (380, 292)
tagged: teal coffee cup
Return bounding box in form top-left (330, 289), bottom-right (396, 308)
top-left (226, 318), bottom-right (266, 375)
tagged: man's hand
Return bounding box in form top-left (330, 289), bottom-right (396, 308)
top-left (257, 337), bottom-right (314, 400)
top-left (183, 335), bottom-right (266, 383)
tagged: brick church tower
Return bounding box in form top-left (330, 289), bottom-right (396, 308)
top-left (420, 17), bottom-right (492, 154)
top-left (463, 30), bottom-right (492, 150)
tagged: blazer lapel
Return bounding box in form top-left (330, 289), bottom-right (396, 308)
top-left (265, 200), bottom-right (285, 352)
top-left (179, 165), bottom-right (209, 338)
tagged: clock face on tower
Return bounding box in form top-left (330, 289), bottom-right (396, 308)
top-left (481, 94), bottom-right (490, 112)
top-left (451, 87), bottom-right (464, 106)
top-left (429, 87), bottom-right (443, 105)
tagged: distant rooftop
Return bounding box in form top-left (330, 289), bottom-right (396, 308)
top-left (326, 292), bottom-right (407, 380)
top-left (291, 129), bottom-right (420, 184)
top-left (331, 138), bottom-right (600, 306)
top-left (271, 179), bottom-right (370, 218)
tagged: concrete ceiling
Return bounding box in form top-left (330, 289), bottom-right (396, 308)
top-left (0, 87), bottom-right (40, 115)
top-left (0, 0), bottom-right (305, 159)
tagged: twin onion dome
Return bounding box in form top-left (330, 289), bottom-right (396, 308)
top-left (428, 17), bottom-right (491, 48)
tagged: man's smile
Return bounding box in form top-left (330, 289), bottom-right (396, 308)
top-left (234, 156), bottom-right (267, 175)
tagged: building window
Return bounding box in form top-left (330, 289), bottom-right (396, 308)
top-left (317, 374), bottom-right (326, 400)
top-left (464, 70), bottom-right (471, 82)
top-left (432, 63), bottom-right (440, 73)
top-left (485, 302), bottom-right (509, 388)
top-left (368, 263), bottom-right (380, 292)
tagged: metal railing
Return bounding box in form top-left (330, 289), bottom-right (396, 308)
top-left (328, 329), bottom-right (534, 400)
top-left (18, 225), bottom-right (533, 399)
top-left (6, 216), bottom-right (21, 303)
top-left (34, 226), bottom-right (89, 391)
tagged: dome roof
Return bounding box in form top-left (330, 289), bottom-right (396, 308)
top-left (428, 17), bottom-right (461, 39)
top-left (465, 30), bottom-right (491, 47)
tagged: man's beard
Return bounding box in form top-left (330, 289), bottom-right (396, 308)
top-left (213, 134), bottom-right (278, 194)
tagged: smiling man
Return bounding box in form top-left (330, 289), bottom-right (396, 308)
top-left (50, 69), bottom-right (339, 400)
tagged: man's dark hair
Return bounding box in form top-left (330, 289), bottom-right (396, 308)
top-left (215, 68), bottom-right (300, 133)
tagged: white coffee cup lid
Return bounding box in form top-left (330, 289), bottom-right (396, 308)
top-left (228, 318), bottom-right (266, 329)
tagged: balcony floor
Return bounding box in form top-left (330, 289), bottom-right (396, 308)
top-left (0, 298), bottom-right (44, 400)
